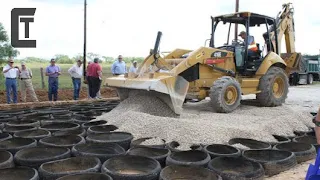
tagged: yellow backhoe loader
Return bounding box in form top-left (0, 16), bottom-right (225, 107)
top-left (105, 3), bottom-right (302, 114)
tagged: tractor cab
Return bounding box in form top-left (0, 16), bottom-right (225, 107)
top-left (209, 12), bottom-right (278, 75)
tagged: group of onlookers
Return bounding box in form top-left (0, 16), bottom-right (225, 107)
top-left (2, 55), bottom-right (138, 104)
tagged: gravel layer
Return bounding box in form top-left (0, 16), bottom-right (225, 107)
top-left (97, 92), bottom-right (314, 146)
top-left (140, 137), bottom-right (164, 146)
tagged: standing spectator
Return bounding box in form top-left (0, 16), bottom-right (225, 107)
top-left (68, 59), bottom-right (83, 100)
top-left (111, 55), bottom-right (126, 75)
top-left (2, 59), bottom-right (20, 104)
top-left (19, 62), bottom-right (38, 102)
top-left (86, 60), bottom-right (92, 99)
top-left (45, 58), bottom-right (61, 101)
top-left (87, 58), bottom-right (102, 99)
top-left (129, 61), bottom-right (138, 73)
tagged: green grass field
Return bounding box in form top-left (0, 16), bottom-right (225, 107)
top-left (0, 63), bottom-right (113, 90)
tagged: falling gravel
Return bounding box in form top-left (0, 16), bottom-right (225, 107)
top-left (97, 91), bottom-right (314, 146)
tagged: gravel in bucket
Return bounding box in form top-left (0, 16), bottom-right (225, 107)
top-left (160, 165), bottom-right (222, 180)
top-left (57, 173), bottom-right (113, 180)
top-left (39, 135), bottom-right (85, 148)
top-left (87, 125), bottom-right (118, 134)
top-left (166, 150), bottom-right (211, 167)
top-left (0, 150), bottom-right (14, 169)
top-left (0, 166), bottom-right (39, 180)
top-left (127, 147), bottom-right (170, 167)
top-left (81, 120), bottom-right (108, 130)
top-left (242, 149), bottom-right (297, 176)
top-left (101, 155), bottom-right (161, 180)
top-left (39, 156), bottom-right (101, 180)
top-left (208, 157), bottom-right (264, 180)
top-left (86, 132), bottom-right (133, 150)
top-left (274, 142), bottom-right (316, 163)
top-left (41, 122), bottom-right (80, 132)
top-left (3, 126), bottom-right (37, 134)
top-left (0, 133), bottom-right (12, 141)
top-left (72, 143), bottom-right (125, 162)
top-left (6, 120), bottom-right (40, 127)
top-left (204, 144), bottom-right (241, 159)
top-left (52, 128), bottom-right (86, 137)
top-left (228, 138), bottom-right (271, 150)
top-left (131, 137), bottom-right (166, 149)
top-left (14, 146), bottom-right (71, 168)
top-left (0, 137), bottom-right (37, 154)
top-left (14, 129), bottom-right (51, 140)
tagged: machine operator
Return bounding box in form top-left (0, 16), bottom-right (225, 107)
top-left (238, 31), bottom-right (258, 57)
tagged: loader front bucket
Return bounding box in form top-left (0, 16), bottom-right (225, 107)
top-left (105, 75), bottom-right (189, 115)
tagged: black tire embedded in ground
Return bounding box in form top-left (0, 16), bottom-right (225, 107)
top-left (242, 149), bottom-right (297, 176)
top-left (87, 125), bottom-right (118, 135)
top-left (39, 156), bottom-right (101, 180)
top-left (41, 122), bottom-right (80, 132)
top-left (81, 120), bottom-right (107, 130)
top-left (57, 173), bottom-right (113, 180)
top-left (3, 126), bottom-right (37, 134)
top-left (256, 66), bottom-right (289, 107)
top-left (131, 137), bottom-right (166, 149)
top-left (127, 147), bottom-right (170, 167)
top-left (86, 132), bottom-right (133, 150)
top-left (0, 150), bottom-right (14, 169)
top-left (166, 141), bottom-right (203, 152)
top-left (228, 138), bottom-right (271, 150)
top-left (0, 166), bottom-right (39, 180)
top-left (6, 120), bottom-right (40, 127)
top-left (166, 150), bottom-right (211, 167)
top-left (14, 129), bottom-right (51, 141)
top-left (208, 156), bottom-right (264, 180)
top-left (52, 128), bottom-right (86, 137)
top-left (160, 165), bottom-right (222, 180)
top-left (72, 143), bottom-right (125, 162)
top-left (293, 136), bottom-right (319, 150)
top-left (101, 155), bottom-right (161, 180)
top-left (0, 133), bottom-right (12, 141)
top-left (14, 146), bottom-right (71, 168)
top-left (204, 144), bottom-right (241, 159)
top-left (0, 137), bottom-right (37, 154)
top-left (269, 135), bottom-right (291, 146)
top-left (209, 76), bottom-right (242, 113)
top-left (274, 142), bottom-right (316, 163)
top-left (40, 119), bottom-right (74, 126)
top-left (39, 135), bottom-right (85, 149)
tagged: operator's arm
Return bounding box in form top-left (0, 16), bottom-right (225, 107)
top-left (314, 107), bottom-right (320, 144)
top-left (247, 36), bottom-right (254, 44)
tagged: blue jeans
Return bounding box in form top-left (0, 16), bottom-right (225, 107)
top-left (72, 78), bottom-right (81, 100)
top-left (5, 78), bottom-right (17, 104)
top-left (48, 77), bottom-right (58, 101)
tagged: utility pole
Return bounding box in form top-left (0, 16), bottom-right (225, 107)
top-left (234, 0), bottom-right (239, 40)
top-left (83, 0), bottom-right (87, 78)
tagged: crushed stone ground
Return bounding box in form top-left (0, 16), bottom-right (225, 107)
top-left (97, 90), bottom-right (314, 146)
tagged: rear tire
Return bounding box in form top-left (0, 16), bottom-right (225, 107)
top-left (307, 74), bottom-right (313, 84)
top-left (209, 77), bottom-right (241, 113)
top-left (256, 67), bottom-right (289, 107)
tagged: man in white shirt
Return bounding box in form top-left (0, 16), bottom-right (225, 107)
top-left (2, 59), bottom-right (20, 104)
top-left (68, 59), bottom-right (83, 100)
top-left (129, 61), bottom-right (138, 73)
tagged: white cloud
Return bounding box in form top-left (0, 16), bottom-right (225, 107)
top-left (0, 0), bottom-right (319, 59)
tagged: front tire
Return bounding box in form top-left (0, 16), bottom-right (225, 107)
top-left (209, 77), bottom-right (241, 113)
top-left (256, 66), bottom-right (289, 106)
top-left (307, 74), bottom-right (313, 84)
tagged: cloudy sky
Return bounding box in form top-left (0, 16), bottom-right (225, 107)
top-left (0, 0), bottom-right (319, 59)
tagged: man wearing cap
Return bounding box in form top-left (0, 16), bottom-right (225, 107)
top-left (68, 59), bottom-right (83, 100)
top-left (19, 62), bottom-right (38, 102)
top-left (111, 55), bottom-right (126, 75)
top-left (2, 59), bottom-right (20, 104)
top-left (129, 61), bottom-right (138, 73)
top-left (87, 58), bottom-right (102, 99)
top-left (238, 31), bottom-right (258, 57)
top-left (45, 58), bottom-right (61, 101)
